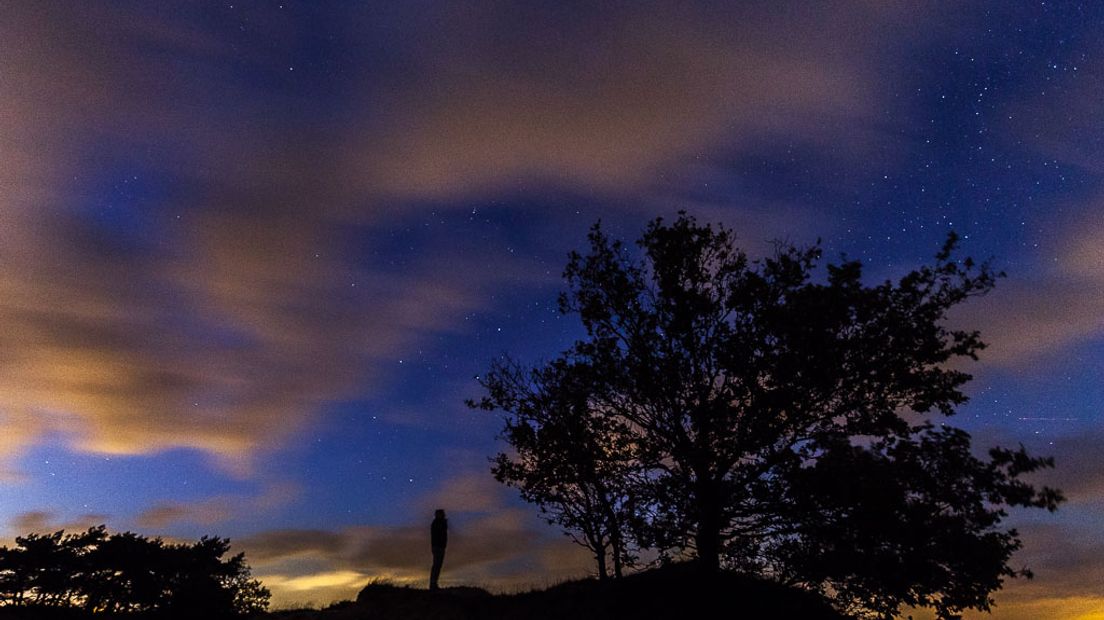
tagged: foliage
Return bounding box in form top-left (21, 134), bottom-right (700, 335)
top-left (771, 426), bottom-right (1062, 619)
top-left (0, 526), bottom-right (269, 617)
top-left (473, 213), bottom-right (1062, 620)
top-left (474, 358), bottom-right (639, 578)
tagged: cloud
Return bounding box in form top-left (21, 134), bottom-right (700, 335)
top-left (930, 515), bottom-right (1104, 620)
top-left (238, 470), bottom-right (592, 605)
top-left (136, 500), bottom-right (234, 530)
top-left (263, 570), bottom-right (368, 594)
top-left (1010, 521), bottom-right (1104, 599)
top-left (0, 4), bottom-right (544, 473)
top-left (135, 482), bottom-right (302, 530)
top-left (957, 40), bottom-right (1104, 368)
top-left (7, 511), bottom-right (109, 536)
top-left (5, 7), bottom-right (1101, 616)
top-left (0, 1), bottom-right (945, 473)
top-left (957, 213), bottom-right (1104, 367)
top-left (351, 2), bottom-right (897, 201)
top-left (414, 471), bottom-right (508, 515)
top-left (918, 426), bottom-right (1104, 619)
top-left (240, 515), bottom-right (591, 605)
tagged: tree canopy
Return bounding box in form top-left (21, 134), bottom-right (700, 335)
top-left (0, 526), bottom-right (269, 617)
top-left (473, 213), bottom-right (1062, 620)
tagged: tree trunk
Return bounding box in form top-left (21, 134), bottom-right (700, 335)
top-left (610, 526), bottom-right (624, 578)
top-left (594, 542), bottom-right (609, 580)
top-left (695, 479), bottom-right (723, 573)
top-left (601, 498), bottom-right (625, 579)
top-left (696, 525), bottom-right (721, 573)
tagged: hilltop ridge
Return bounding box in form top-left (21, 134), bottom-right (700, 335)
top-left (271, 564), bottom-right (851, 620)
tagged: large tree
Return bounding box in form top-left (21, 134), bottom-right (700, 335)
top-left (475, 213), bottom-right (1061, 619)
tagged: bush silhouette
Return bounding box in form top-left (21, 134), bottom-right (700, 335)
top-left (0, 526), bottom-right (268, 617)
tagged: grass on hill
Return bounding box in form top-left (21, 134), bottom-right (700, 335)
top-left (269, 563), bottom-right (851, 620)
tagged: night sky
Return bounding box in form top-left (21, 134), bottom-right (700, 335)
top-left (1, 2), bottom-right (1102, 617)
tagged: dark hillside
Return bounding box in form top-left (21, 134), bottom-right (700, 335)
top-left (272, 564), bottom-right (850, 620)
top-left (0, 566), bottom-right (849, 620)
top-left (494, 564), bottom-right (848, 620)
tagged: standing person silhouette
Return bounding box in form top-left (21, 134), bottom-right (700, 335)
top-left (429, 508), bottom-right (448, 591)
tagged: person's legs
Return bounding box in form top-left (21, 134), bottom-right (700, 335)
top-left (430, 546), bottom-right (445, 590)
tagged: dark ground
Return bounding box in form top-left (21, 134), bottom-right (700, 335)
top-left (271, 564), bottom-right (851, 620)
top-left (0, 565), bottom-right (851, 620)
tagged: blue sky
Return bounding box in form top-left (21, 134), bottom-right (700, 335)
top-left (1, 2), bottom-right (1103, 616)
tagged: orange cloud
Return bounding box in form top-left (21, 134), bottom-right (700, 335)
top-left (956, 214), bottom-right (1104, 367)
top-left (239, 471), bottom-right (592, 605)
top-left (0, 1), bottom-right (941, 474)
top-left (241, 514), bottom-right (592, 606)
top-left (348, 2), bottom-right (925, 201)
top-left (136, 481), bottom-right (300, 529)
top-left (7, 511), bottom-right (109, 536)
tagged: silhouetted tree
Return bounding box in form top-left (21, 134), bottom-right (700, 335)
top-left (475, 358), bottom-right (638, 579)
top-left (164, 536), bottom-right (271, 617)
top-left (769, 426), bottom-right (1061, 619)
top-left (14, 530), bottom-right (76, 606)
top-left (0, 526), bottom-right (270, 617)
top-left (91, 530), bottom-right (169, 612)
top-left (474, 213), bottom-right (1062, 620)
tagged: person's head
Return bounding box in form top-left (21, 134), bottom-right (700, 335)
top-left (435, 509), bottom-right (446, 519)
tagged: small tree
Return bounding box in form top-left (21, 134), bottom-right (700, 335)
top-left (475, 358), bottom-right (638, 578)
top-left (159, 536), bottom-right (269, 616)
top-left (474, 213), bottom-right (1062, 619)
